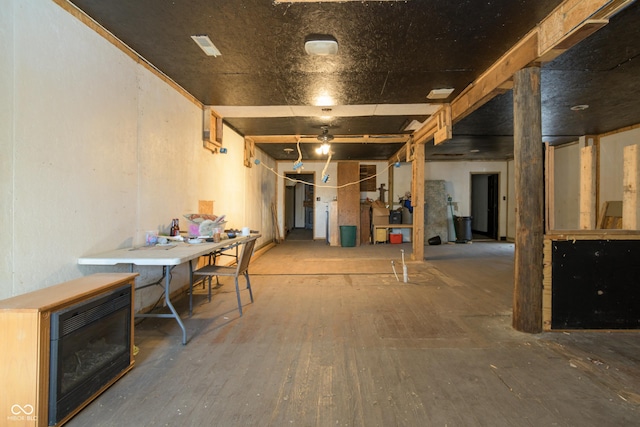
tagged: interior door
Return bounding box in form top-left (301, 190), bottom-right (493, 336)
top-left (487, 174), bottom-right (499, 239)
top-left (471, 173), bottom-right (499, 240)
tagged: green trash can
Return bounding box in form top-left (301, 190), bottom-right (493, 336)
top-left (340, 225), bottom-right (357, 247)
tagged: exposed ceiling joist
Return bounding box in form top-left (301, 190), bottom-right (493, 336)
top-left (210, 104), bottom-right (440, 119)
top-left (249, 135), bottom-right (411, 144)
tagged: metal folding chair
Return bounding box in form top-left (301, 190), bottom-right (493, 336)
top-left (189, 236), bottom-right (257, 316)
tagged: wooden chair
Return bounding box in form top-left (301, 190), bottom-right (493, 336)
top-left (189, 236), bottom-right (257, 316)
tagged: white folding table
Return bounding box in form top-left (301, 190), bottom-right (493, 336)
top-left (78, 235), bottom-right (259, 344)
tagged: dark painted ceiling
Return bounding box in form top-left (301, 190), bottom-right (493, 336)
top-left (67, 0), bottom-right (640, 161)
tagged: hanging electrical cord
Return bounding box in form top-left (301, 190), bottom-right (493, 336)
top-left (320, 151), bottom-right (332, 183)
top-left (255, 159), bottom-right (395, 190)
top-left (293, 138), bottom-right (303, 171)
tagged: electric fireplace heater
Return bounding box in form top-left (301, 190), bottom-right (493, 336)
top-left (48, 284), bottom-right (132, 425)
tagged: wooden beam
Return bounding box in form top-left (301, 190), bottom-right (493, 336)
top-left (434, 105), bottom-right (453, 145)
top-left (413, 106), bottom-right (441, 145)
top-left (450, 32), bottom-right (539, 126)
top-left (579, 145), bottom-right (597, 229)
top-left (415, 0), bottom-right (632, 146)
top-left (538, 0), bottom-right (633, 57)
top-left (411, 143), bottom-right (425, 261)
top-left (406, 138), bottom-right (415, 162)
top-left (538, 19), bottom-right (608, 62)
top-left (412, 105), bottom-right (452, 146)
top-left (545, 143), bottom-right (556, 233)
top-left (244, 137), bottom-right (255, 168)
top-left (249, 135), bottom-right (410, 144)
top-left (388, 136), bottom-right (415, 164)
top-left (542, 239), bottom-right (553, 331)
top-left (512, 66), bottom-right (544, 334)
top-left (587, 135), bottom-right (601, 225)
top-left (623, 144), bottom-right (640, 230)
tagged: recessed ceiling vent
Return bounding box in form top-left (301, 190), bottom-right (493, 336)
top-left (427, 88), bottom-right (454, 100)
top-left (191, 35), bottom-right (221, 57)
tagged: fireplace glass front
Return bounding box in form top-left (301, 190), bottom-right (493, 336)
top-left (49, 284), bottom-right (132, 425)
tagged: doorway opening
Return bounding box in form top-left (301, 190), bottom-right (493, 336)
top-left (471, 173), bottom-right (500, 240)
top-left (285, 173), bottom-right (314, 240)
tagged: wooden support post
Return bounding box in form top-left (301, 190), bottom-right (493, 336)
top-left (593, 135), bottom-right (601, 226)
top-left (623, 144), bottom-right (640, 229)
top-left (411, 143), bottom-right (425, 261)
top-left (579, 145), bottom-right (597, 229)
top-left (388, 162), bottom-right (395, 209)
top-left (512, 66), bottom-right (543, 333)
top-left (244, 137), bottom-right (255, 168)
top-left (544, 142), bottom-right (555, 233)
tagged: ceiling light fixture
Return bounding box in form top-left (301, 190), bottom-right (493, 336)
top-left (316, 143), bottom-right (331, 155)
top-left (427, 88), bottom-right (455, 100)
top-left (191, 35), bottom-right (222, 57)
top-left (315, 94), bottom-right (335, 107)
top-left (570, 104), bottom-right (589, 111)
top-left (305, 35), bottom-right (338, 56)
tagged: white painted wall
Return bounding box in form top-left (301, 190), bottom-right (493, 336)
top-left (549, 129), bottom-right (640, 231)
top-left (2, 0), bottom-right (275, 306)
top-left (0, 0), bottom-right (14, 292)
top-left (553, 141), bottom-right (581, 229)
top-left (599, 127), bottom-right (640, 204)
top-left (425, 161), bottom-right (510, 239)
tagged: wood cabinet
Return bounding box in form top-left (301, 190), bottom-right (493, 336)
top-left (0, 273), bottom-right (137, 426)
top-left (337, 161), bottom-right (361, 246)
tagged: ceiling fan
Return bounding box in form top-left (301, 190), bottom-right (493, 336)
top-left (317, 125), bottom-right (334, 143)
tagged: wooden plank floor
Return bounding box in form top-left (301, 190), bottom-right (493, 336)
top-left (67, 241), bottom-right (640, 426)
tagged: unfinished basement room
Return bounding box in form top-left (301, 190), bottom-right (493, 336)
top-left (1, 0), bottom-right (639, 426)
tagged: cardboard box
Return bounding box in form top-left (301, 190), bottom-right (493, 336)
top-left (372, 207), bottom-right (389, 225)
